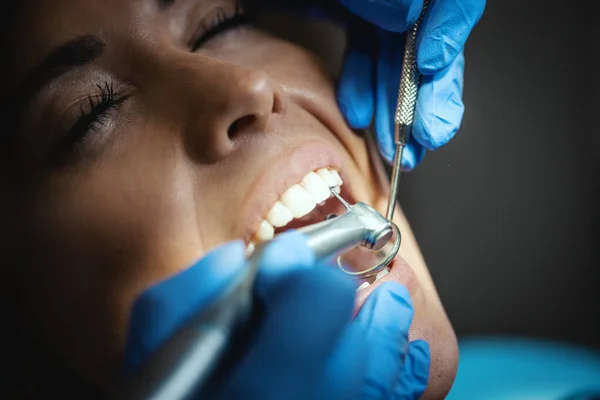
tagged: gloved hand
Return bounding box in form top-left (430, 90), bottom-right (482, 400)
top-left (125, 231), bottom-right (430, 399)
top-left (337, 0), bottom-right (486, 169)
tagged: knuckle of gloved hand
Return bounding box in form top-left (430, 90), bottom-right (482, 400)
top-left (318, 268), bottom-right (358, 306)
top-left (416, 108), bottom-right (461, 151)
top-left (381, 281), bottom-right (413, 309)
top-left (274, 266), bottom-right (356, 315)
top-left (260, 230), bottom-right (315, 270)
top-left (419, 33), bottom-right (461, 73)
top-left (254, 239), bottom-right (352, 305)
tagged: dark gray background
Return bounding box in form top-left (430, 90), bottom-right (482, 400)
top-left (400, 1), bottom-right (599, 348)
top-left (261, 0), bottom-right (599, 349)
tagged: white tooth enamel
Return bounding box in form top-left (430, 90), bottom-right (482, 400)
top-left (256, 220), bottom-right (275, 241)
top-left (266, 201), bottom-right (294, 228)
top-left (317, 168), bottom-right (338, 188)
top-left (375, 268), bottom-right (389, 282)
top-left (245, 242), bottom-right (256, 257)
top-left (281, 184), bottom-right (317, 218)
top-left (356, 281), bottom-right (371, 291)
top-left (301, 172), bottom-right (331, 204)
top-left (329, 170), bottom-right (343, 186)
top-left (253, 169), bottom-right (343, 240)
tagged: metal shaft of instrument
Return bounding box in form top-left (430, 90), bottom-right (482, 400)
top-left (386, 0), bottom-right (430, 221)
top-left (118, 188), bottom-right (401, 400)
top-left (330, 188), bottom-right (352, 210)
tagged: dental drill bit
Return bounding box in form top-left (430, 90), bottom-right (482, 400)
top-left (386, 0), bottom-right (430, 221)
top-left (118, 190), bottom-right (398, 400)
top-left (330, 188), bottom-right (352, 210)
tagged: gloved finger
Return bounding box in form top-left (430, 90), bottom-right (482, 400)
top-left (402, 135), bottom-right (427, 170)
top-left (337, 18), bottom-right (376, 130)
top-left (253, 230), bottom-right (317, 303)
top-left (353, 282), bottom-right (415, 399)
top-left (416, 0), bottom-right (486, 73)
top-left (220, 267), bottom-right (358, 400)
top-left (318, 319), bottom-right (368, 400)
top-left (375, 29), bottom-right (426, 169)
top-left (338, 0), bottom-right (424, 33)
top-left (124, 240), bottom-right (246, 373)
top-left (394, 340), bottom-right (430, 399)
top-left (413, 50), bottom-right (465, 150)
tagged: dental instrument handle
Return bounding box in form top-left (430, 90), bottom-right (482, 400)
top-left (301, 202), bottom-right (393, 255)
top-left (386, 0), bottom-right (429, 221)
top-left (118, 202), bottom-right (394, 400)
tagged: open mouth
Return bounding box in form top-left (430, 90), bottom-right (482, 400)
top-left (240, 141), bottom-right (403, 312)
top-left (246, 166), bottom-right (394, 304)
top-left (246, 168), bottom-right (345, 252)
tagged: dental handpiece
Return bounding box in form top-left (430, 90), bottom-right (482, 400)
top-left (118, 194), bottom-right (396, 400)
top-left (386, 0), bottom-right (430, 221)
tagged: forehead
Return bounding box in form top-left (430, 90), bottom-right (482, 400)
top-left (5, 0), bottom-right (166, 87)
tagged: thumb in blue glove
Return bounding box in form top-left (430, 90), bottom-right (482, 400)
top-left (331, 282), bottom-right (430, 399)
top-left (124, 240), bottom-right (247, 374)
top-left (124, 230), bottom-right (430, 399)
top-left (221, 254), bottom-right (430, 400)
top-left (123, 231), bottom-right (363, 399)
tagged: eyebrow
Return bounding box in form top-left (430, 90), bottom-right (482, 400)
top-left (13, 0), bottom-right (178, 112)
top-left (16, 35), bottom-right (105, 110)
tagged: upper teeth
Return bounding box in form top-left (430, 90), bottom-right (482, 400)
top-left (252, 168), bottom-right (343, 243)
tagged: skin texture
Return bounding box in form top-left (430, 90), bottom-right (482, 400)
top-left (0, 0), bottom-right (457, 397)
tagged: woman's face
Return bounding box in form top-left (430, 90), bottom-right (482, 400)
top-left (3, 0), bottom-right (389, 388)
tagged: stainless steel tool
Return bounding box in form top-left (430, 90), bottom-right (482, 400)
top-left (118, 190), bottom-right (401, 400)
top-left (386, 0), bottom-right (430, 221)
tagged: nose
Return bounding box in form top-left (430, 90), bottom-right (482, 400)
top-left (222, 69), bottom-right (284, 139)
top-left (172, 58), bottom-right (285, 163)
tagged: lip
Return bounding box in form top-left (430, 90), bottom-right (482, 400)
top-left (238, 140), bottom-right (356, 244)
top-left (353, 252), bottom-right (417, 315)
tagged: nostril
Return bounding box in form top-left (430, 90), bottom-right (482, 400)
top-left (227, 115), bottom-right (256, 139)
top-left (227, 119), bottom-right (239, 138)
top-left (272, 91), bottom-right (284, 114)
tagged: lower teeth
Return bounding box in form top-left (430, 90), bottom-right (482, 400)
top-left (245, 242), bottom-right (256, 258)
top-left (375, 268), bottom-right (389, 281)
top-left (355, 267), bottom-right (391, 292)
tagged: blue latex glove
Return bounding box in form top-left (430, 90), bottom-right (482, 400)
top-left (125, 231), bottom-right (430, 399)
top-left (337, 0), bottom-right (486, 169)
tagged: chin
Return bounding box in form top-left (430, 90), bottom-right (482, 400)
top-left (235, 138), bottom-right (459, 398)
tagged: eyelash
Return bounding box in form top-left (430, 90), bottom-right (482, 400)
top-left (190, 0), bottom-right (250, 50)
top-left (64, 2), bottom-right (249, 148)
top-left (64, 81), bottom-right (128, 145)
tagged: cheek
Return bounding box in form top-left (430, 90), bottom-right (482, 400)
top-left (208, 31), bottom-right (337, 100)
top-left (268, 46), bottom-right (338, 105)
top-left (224, 35), bottom-right (380, 203)
top-left (15, 138), bottom-right (209, 370)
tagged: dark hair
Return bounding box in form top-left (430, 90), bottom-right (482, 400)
top-left (0, 4), bottom-right (104, 398)
top-left (0, 4), bottom-right (27, 157)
